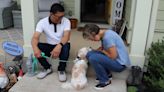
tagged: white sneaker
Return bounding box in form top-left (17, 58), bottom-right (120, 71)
top-left (37, 68), bottom-right (52, 79)
top-left (58, 71), bottom-right (66, 82)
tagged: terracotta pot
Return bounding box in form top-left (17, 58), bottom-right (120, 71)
top-left (69, 18), bottom-right (78, 29)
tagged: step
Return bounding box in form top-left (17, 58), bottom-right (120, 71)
top-left (5, 58), bottom-right (129, 92)
top-left (9, 72), bottom-right (127, 92)
top-left (8, 30), bottom-right (129, 92)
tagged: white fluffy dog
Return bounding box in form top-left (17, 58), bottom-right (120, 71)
top-left (62, 47), bottom-right (92, 90)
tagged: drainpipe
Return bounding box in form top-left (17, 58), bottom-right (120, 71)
top-left (143, 0), bottom-right (159, 72)
top-left (145, 0), bottom-right (159, 52)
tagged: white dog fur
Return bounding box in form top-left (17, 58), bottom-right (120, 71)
top-left (61, 47), bottom-right (92, 90)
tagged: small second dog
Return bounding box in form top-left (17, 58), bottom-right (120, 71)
top-left (62, 47), bottom-right (92, 90)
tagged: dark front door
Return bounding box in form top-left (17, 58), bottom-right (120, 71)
top-left (81, 0), bottom-right (108, 24)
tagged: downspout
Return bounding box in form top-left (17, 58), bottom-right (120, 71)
top-left (143, 0), bottom-right (159, 72)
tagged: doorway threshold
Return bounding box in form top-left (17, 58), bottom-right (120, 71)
top-left (78, 22), bottom-right (112, 29)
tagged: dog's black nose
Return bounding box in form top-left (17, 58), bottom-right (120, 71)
top-left (76, 56), bottom-right (81, 60)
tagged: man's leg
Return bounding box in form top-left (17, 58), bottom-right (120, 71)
top-left (58, 42), bottom-right (70, 71)
top-left (36, 43), bottom-right (55, 79)
top-left (37, 43), bottom-right (54, 69)
top-left (86, 50), bottom-right (125, 89)
top-left (86, 51), bottom-right (109, 83)
top-left (58, 42), bottom-right (70, 81)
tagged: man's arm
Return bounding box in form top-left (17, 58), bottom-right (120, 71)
top-left (31, 31), bottom-right (41, 58)
top-left (60, 31), bottom-right (71, 45)
top-left (51, 31), bottom-right (71, 58)
top-left (102, 46), bottom-right (117, 60)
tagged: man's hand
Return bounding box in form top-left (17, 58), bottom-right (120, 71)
top-left (31, 31), bottom-right (41, 58)
top-left (34, 48), bottom-right (41, 58)
top-left (97, 46), bottom-right (103, 51)
top-left (51, 44), bottom-right (62, 58)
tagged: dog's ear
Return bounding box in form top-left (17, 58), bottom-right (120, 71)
top-left (88, 47), bottom-right (92, 51)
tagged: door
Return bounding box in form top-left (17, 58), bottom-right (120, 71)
top-left (80, 0), bottom-right (107, 24)
top-left (105, 0), bottom-right (112, 24)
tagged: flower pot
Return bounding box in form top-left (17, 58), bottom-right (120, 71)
top-left (69, 18), bottom-right (78, 29)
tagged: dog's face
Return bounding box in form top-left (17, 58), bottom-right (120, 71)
top-left (76, 47), bottom-right (92, 60)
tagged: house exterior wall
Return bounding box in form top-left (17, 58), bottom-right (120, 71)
top-left (153, 0), bottom-right (164, 42)
top-left (14, 0), bottom-right (76, 17)
top-left (62, 0), bottom-right (75, 17)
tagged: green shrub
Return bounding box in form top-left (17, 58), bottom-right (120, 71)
top-left (144, 38), bottom-right (164, 92)
top-left (127, 86), bottom-right (138, 92)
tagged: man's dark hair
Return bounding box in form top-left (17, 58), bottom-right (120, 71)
top-left (50, 3), bottom-right (65, 14)
top-left (81, 24), bottom-right (100, 39)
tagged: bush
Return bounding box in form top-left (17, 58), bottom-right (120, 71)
top-left (143, 38), bottom-right (164, 92)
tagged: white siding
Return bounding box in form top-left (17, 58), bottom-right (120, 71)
top-left (153, 31), bottom-right (164, 42)
top-left (13, 0), bottom-right (75, 17)
top-left (62, 0), bottom-right (75, 17)
top-left (154, 0), bottom-right (164, 42)
top-left (158, 0), bottom-right (164, 10)
top-left (157, 11), bottom-right (164, 20)
top-left (25, 0), bottom-right (75, 17)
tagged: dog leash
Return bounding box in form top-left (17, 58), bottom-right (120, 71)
top-left (31, 52), bottom-right (48, 73)
top-left (42, 52), bottom-right (68, 63)
top-left (32, 56), bottom-right (38, 74)
top-left (31, 52), bottom-right (69, 75)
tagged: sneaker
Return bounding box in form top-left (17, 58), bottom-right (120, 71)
top-left (94, 81), bottom-right (111, 90)
top-left (36, 68), bottom-right (52, 79)
top-left (95, 74), bottom-right (112, 83)
top-left (58, 71), bottom-right (66, 82)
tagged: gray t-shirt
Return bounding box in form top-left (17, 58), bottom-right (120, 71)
top-left (102, 30), bottom-right (131, 67)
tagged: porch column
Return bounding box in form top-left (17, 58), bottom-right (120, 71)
top-left (129, 0), bottom-right (153, 67)
top-left (21, 0), bottom-right (38, 57)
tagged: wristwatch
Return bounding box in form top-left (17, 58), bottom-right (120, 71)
top-left (59, 42), bottom-right (64, 47)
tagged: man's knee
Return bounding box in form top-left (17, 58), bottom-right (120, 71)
top-left (62, 43), bottom-right (70, 51)
top-left (86, 51), bottom-right (94, 59)
top-left (60, 43), bottom-right (70, 60)
top-left (86, 51), bottom-right (98, 63)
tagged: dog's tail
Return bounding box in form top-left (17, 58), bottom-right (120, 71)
top-left (61, 82), bottom-right (73, 89)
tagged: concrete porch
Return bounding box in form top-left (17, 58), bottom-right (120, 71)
top-left (8, 58), bottom-right (129, 92)
top-left (0, 28), bottom-right (129, 92)
top-left (9, 73), bottom-right (127, 92)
